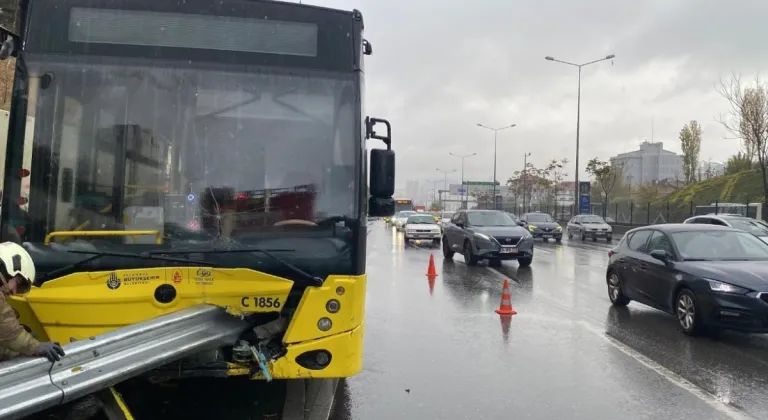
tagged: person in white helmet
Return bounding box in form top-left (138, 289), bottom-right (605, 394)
top-left (0, 242), bottom-right (65, 362)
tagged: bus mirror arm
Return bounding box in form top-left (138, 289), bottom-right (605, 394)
top-left (365, 117), bottom-right (391, 150)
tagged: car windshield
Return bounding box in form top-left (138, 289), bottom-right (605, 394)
top-left (672, 230), bottom-right (768, 261)
top-left (580, 215), bottom-right (605, 224)
top-left (506, 212), bottom-right (518, 220)
top-left (526, 213), bottom-right (553, 223)
top-left (407, 215), bottom-right (437, 224)
top-left (398, 211), bottom-right (416, 218)
top-left (726, 218), bottom-right (768, 236)
top-left (467, 211), bottom-right (516, 226)
top-left (12, 56), bottom-right (360, 273)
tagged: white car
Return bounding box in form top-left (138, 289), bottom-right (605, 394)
top-left (439, 211), bottom-right (455, 229)
top-left (393, 211), bottom-right (417, 231)
top-left (404, 214), bottom-right (442, 245)
top-left (565, 214), bottom-right (613, 241)
top-left (683, 214), bottom-right (768, 243)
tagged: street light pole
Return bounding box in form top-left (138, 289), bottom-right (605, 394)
top-left (436, 168), bottom-right (457, 210)
top-left (545, 54), bottom-right (615, 214)
top-left (476, 123), bottom-right (516, 208)
top-left (449, 152), bottom-right (477, 209)
top-left (522, 152), bottom-right (531, 211)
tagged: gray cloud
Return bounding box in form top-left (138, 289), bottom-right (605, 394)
top-left (309, 0), bottom-right (767, 186)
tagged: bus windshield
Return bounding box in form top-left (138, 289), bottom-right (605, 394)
top-left (12, 58), bottom-right (360, 274)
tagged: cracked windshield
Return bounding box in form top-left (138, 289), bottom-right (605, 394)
top-left (1, 1), bottom-right (768, 420)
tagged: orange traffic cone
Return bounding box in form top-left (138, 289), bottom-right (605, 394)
top-left (495, 279), bottom-right (517, 315)
top-left (426, 254), bottom-right (438, 277)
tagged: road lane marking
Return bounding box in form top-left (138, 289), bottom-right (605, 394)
top-left (482, 258), bottom-right (758, 419)
top-left (580, 321), bottom-right (754, 420)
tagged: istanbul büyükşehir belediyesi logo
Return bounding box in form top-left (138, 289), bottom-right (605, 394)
top-left (107, 272), bottom-right (121, 290)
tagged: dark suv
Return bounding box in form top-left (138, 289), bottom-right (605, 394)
top-left (519, 212), bottom-right (563, 242)
top-left (442, 210), bottom-right (534, 267)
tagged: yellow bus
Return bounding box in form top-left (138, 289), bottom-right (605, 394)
top-left (2, 0), bottom-right (394, 382)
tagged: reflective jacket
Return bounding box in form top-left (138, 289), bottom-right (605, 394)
top-left (0, 292), bottom-right (40, 361)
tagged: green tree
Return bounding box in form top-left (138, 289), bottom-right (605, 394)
top-left (679, 120), bottom-right (702, 184)
top-left (726, 152), bottom-right (753, 174)
top-left (586, 158), bottom-right (622, 214)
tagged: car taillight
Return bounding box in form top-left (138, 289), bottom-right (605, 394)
top-left (608, 250), bottom-right (615, 258)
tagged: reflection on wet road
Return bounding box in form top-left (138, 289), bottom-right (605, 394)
top-left (332, 223), bottom-right (768, 419)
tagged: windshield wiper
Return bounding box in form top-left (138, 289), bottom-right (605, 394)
top-left (148, 247), bottom-right (323, 287)
top-left (36, 250), bottom-right (223, 285)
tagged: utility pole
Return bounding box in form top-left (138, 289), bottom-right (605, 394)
top-left (522, 152), bottom-right (531, 212)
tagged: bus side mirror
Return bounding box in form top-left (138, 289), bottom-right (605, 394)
top-left (369, 148), bottom-right (395, 217)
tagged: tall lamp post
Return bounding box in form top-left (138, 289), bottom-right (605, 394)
top-left (449, 152), bottom-right (477, 209)
top-left (436, 168), bottom-right (457, 210)
top-left (522, 152), bottom-right (531, 211)
top-left (544, 54), bottom-right (615, 213)
top-left (476, 123), bottom-right (516, 206)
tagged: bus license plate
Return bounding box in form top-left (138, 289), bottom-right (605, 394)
top-left (501, 247), bottom-right (517, 254)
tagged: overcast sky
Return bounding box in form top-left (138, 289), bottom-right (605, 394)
top-left (305, 0), bottom-right (768, 188)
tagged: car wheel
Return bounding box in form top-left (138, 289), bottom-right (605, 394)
top-left (404, 238), bottom-right (410, 246)
top-left (592, 236), bottom-right (597, 242)
top-left (442, 238), bottom-right (455, 259)
top-left (463, 241), bottom-right (479, 266)
top-left (676, 289), bottom-right (704, 336)
top-left (607, 271), bottom-right (630, 306)
top-left (488, 258), bottom-right (502, 267)
top-left (433, 238), bottom-right (441, 247)
top-left (555, 237), bottom-right (562, 243)
top-left (567, 231), bottom-right (573, 239)
top-left (518, 256), bottom-right (532, 267)
top-left (606, 236), bottom-right (613, 242)
top-left (581, 231), bottom-right (586, 241)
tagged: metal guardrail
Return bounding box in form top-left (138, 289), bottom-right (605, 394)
top-left (0, 305), bottom-right (250, 420)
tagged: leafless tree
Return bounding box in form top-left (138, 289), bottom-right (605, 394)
top-left (716, 73), bottom-right (768, 203)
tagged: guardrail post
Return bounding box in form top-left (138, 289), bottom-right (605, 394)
top-left (666, 201), bottom-right (670, 223)
top-left (629, 202), bottom-right (634, 225)
top-left (689, 200), bottom-right (693, 217)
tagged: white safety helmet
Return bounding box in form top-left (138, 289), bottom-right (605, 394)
top-left (0, 242), bottom-right (35, 295)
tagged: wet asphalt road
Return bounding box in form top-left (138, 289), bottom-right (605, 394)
top-left (331, 222), bottom-right (768, 420)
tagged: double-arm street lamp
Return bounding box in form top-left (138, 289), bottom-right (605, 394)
top-left (544, 54), bottom-right (615, 213)
top-left (449, 152), bottom-right (477, 209)
top-left (476, 123), bottom-right (516, 205)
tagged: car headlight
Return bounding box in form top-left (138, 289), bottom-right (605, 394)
top-left (705, 279), bottom-right (750, 294)
top-left (474, 233), bottom-right (490, 241)
top-left (555, 225), bottom-right (562, 231)
top-left (528, 225), bottom-right (537, 231)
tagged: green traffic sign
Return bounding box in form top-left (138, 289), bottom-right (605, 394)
top-left (462, 181), bottom-right (500, 186)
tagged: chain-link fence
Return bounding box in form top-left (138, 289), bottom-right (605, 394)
top-left (472, 198), bottom-right (766, 225)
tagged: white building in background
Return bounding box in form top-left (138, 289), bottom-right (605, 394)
top-left (700, 160), bottom-right (726, 178)
top-left (610, 141), bottom-right (684, 186)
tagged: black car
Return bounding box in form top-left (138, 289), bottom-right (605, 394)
top-left (606, 223), bottom-right (768, 335)
top-left (442, 210), bottom-right (534, 267)
top-left (519, 212), bottom-right (562, 242)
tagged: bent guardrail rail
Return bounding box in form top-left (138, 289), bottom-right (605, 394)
top-left (0, 305), bottom-right (250, 420)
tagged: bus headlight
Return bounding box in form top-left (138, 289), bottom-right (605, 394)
top-left (318, 317), bottom-right (333, 331)
top-left (326, 299), bottom-right (341, 313)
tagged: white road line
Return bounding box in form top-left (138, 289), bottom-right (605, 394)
top-left (580, 321), bottom-right (754, 420)
top-left (482, 259), bottom-right (756, 419)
